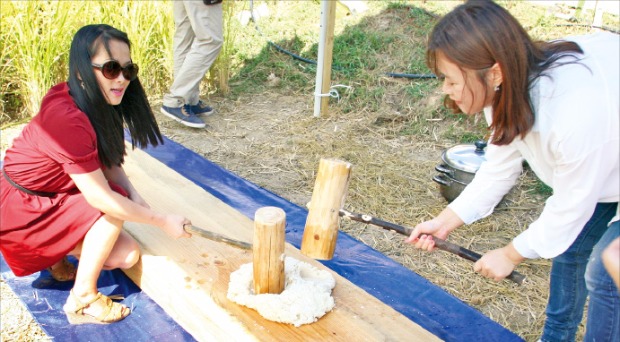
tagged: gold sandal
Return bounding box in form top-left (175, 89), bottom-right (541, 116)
top-left (63, 290), bottom-right (131, 324)
top-left (47, 257), bottom-right (76, 282)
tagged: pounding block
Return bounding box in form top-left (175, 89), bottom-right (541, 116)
top-left (253, 206), bottom-right (286, 294)
top-left (121, 147), bottom-right (439, 341)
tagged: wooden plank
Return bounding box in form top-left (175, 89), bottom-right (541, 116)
top-left (121, 147), bottom-right (440, 341)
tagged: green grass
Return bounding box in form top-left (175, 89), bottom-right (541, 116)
top-left (534, 179), bottom-right (554, 197)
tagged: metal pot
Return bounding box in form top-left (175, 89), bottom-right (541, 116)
top-left (433, 140), bottom-right (487, 202)
top-left (432, 174), bottom-right (468, 203)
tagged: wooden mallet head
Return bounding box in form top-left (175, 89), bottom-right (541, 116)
top-left (301, 158), bottom-right (352, 260)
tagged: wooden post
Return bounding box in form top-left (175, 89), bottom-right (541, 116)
top-left (592, 0), bottom-right (604, 28)
top-left (253, 206), bottom-right (286, 294)
top-left (301, 158), bottom-right (352, 259)
top-left (574, 0), bottom-right (586, 20)
top-left (313, 0), bottom-right (337, 117)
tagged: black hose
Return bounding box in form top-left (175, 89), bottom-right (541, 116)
top-left (268, 42), bottom-right (317, 65)
top-left (386, 72), bottom-right (436, 79)
top-left (554, 24), bottom-right (620, 34)
top-left (249, 0), bottom-right (317, 66)
top-left (248, 0), bottom-right (434, 80)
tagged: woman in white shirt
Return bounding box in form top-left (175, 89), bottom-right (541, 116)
top-left (405, 1), bottom-right (619, 341)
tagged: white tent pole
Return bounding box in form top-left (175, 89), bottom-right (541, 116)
top-left (313, 0), bottom-right (336, 117)
top-left (313, 1), bottom-right (328, 117)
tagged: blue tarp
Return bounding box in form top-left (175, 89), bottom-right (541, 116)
top-left (0, 134), bottom-right (523, 341)
top-left (0, 257), bottom-right (194, 342)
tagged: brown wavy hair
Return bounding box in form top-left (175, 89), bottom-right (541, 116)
top-left (426, 0), bottom-right (583, 145)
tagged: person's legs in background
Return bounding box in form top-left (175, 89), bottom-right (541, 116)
top-left (171, 0), bottom-right (194, 80)
top-left (181, 0), bottom-right (223, 116)
top-left (161, 1), bottom-right (223, 128)
top-left (541, 203), bottom-right (618, 342)
top-left (161, 0), bottom-right (223, 127)
top-left (584, 218), bottom-right (620, 341)
top-left (603, 236), bottom-right (620, 288)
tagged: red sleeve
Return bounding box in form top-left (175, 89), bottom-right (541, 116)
top-left (35, 85), bottom-right (101, 174)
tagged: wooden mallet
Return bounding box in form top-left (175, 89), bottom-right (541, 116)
top-left (301, 158), bottom-right (352, 260)
top-left (300, 158), bottom-right (526, 285)
top-left (338, 208), bottom-right (526, 285)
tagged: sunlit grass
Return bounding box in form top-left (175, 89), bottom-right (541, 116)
top-left (0, 0), bottom-right (238, 125)
top-left (1, 1), bottom-right (74, 122)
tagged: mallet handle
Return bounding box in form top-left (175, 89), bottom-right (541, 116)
top-left (184, 224), bottom-right (252, 250)
top-left (339, 209), bottom-right (526, 285)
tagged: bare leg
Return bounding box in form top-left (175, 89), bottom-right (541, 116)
top-left (102, 232), bottom-right (140, 270)
top-left (66, 214), bottom-right (137, 319)
top-left (70, 229), bottom-right (141, 271)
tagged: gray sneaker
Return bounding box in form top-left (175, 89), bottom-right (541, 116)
top-left (161, 105), bottom-right (205, 128)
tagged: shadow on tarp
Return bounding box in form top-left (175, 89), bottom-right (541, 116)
top-left (0, 256), bottom-right (195, 342)
top-left (135, 133), bottom-right (524, 342)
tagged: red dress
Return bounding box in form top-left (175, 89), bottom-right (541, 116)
top-left (0, 83), bottom-right (127, 276)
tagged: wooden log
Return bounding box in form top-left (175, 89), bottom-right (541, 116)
top-left (253, 207), bottom-right (286, 294)
top-left (301, 158), bottom-right (352, 260)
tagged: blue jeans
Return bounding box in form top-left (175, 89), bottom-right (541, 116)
top-left (584, 219), bottom-right (620, 341)
top-left (541, 202), bottom-right (618, 342)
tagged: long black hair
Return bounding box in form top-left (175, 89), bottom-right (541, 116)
top-left (67, 24), bottom-right (163, 168)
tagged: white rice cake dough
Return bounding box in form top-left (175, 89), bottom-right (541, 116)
top-left (227, 256), bottom-right (336, 327)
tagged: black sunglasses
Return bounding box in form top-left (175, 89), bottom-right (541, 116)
top-left (92, 60), bottom-right (139, 81)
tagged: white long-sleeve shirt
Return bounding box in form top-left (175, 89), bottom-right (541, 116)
top-left (448, 32), bottom-right (619, 259)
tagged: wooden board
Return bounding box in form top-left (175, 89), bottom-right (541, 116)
top-left (121, 147), bottom-right (440, 342)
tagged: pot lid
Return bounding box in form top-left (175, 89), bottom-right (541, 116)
top-left (442, 140), bottom-right (487, 173)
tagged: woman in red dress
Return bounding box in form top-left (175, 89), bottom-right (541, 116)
top-left (0, 24), bottom-right (191, 324)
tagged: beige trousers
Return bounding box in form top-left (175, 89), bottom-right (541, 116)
top-left (163, 0), bottom-right (223, 108)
